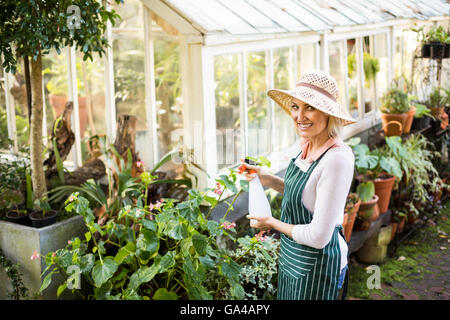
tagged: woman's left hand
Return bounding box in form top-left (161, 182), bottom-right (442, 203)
top-left (246, 215), bottom-right (274, 231)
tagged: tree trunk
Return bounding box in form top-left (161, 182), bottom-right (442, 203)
top-left (24, 55), bottom-right (32, 126)
top-left (113, 114), bottom-right (142, 176)
top-left (30, 49), bottom-right (47, 201)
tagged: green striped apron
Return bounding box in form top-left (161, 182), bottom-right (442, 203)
top-left (277, 148), bottom-right (345, 300)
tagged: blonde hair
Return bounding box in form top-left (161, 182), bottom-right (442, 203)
top-left (327, 116), bottom-right (344, 138)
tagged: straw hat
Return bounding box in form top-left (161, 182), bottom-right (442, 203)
top-left (267, 70), bottom-right (356, 126)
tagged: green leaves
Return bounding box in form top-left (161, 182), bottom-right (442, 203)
top-left (356, 181), bottom-right (375, 202)
top-left (152, 288), bottom-right (178, 300)
top-left (192, 234), bottom-right (208, 256)
top-left (167, 222), bottom-right (188, 240)
top-left (136, 230), bottom-right (159, 254)
top-left (92, 259), bottom-right (118, 288)
top-left (128, 264), bottom-right (160, 291)
top-left (114, 242), bottom-right (136, 265)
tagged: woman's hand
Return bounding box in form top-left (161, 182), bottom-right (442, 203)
top-left (246, 215), bottom-right (274, 231)
top-left (239, 159), bottom-right (271, 187)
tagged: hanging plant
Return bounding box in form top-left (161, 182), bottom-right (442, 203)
top-left (347, 53), bottom-right (380, 87)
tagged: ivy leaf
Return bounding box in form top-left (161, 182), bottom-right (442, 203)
top-left (152, 288), bottom-right (178, 300)
top-left (141, 219), bottom-right (157, 232)
top-left (168, 223), bottom-right (188, 240)
top-left (57, 283), bottom-right (67, 298)
top-left (91, 259), bottom-right (118, 288)
top-left (136, 229), bottom-right (159, 254)
top-left (114, 242), bottom-right (136, 265)
top-left (159, 251), bottom-right (176, 272)
top-left (219, 175), bottom-right (238, 194)
top-left (40, 271), bottom-right (54, 293)
top-left (192, 234), bottom-right (208, 256)
top-left (128, 264), bottom-right (160, 291)
top-left (79, 253), bottom-right (95, 274)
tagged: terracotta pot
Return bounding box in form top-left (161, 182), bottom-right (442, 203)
top-left (397, 216), bottom-right (406, 233)
top-left (343, 212), bottom-right (349, 226)
top-left (373, 176), bottom-right (396, 214)
top-left (390, 222), bottom-right (398, 241)
top-left (344, 199), bottom-right (361, 243)
top-left (381, 112), bottom-right (408, 136)
top-left (48, 94), bottom-right (88, 135)
top-left (358, 194), bottom-right (379, 221)
top-left (403, 106), bottom-right (416, 134)
top-left (429, 106), bottom-right (444, 118)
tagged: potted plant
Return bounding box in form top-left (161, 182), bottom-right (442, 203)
top-left (343, 192), bottom-right (360, 242)
top-left (355, 181), bottom-right (379, 223)
top-left (410, 102), bottom-right (434, 131)
top-left (4, 190), bottom-right (29, 226)
top-left (391, 208), bottom-right (407, 233)
top-left (413, 25), bottom-right (449, 59)
top-left (426, 86), bottom-right (446, 122)
top-left (29, 198), bottom-right (58, 228)
top-left (352, 139), bottom-right (403, 215)
top-left (379, 87), bottom-right (410, 136)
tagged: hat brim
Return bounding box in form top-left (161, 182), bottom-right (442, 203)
top-left (268, 87), bottom-right (356, 126)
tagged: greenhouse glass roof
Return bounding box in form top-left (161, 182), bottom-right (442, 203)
top-left (161, 0), bottom-right (449, 35)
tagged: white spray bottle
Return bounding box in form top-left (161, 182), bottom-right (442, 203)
top-left (244, 159), bottom-right (272, 228)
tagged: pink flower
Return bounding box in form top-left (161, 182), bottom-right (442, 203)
top-left (68, 240), bottom-right (73, 245)
top-left (136, 161), bottom-right (144, 169)
top-left (214, 182), bottom-right (223, 195)
top-left (135, 208), bottom-right (143, 218)
top-left (52, 252), bottom-right (56, 258)
top-left (222, 221), bottom-right (236, 230)
top-left (30, 250), bottom-right (40, 260)
top-left (68, 195), bottom-right (75, 202)
top-left (255, 232), bottom-right (268, 242)
top-left (149, 203), bottom-right (155, 211)
top-left (155, 200), bottom-right (163, 209)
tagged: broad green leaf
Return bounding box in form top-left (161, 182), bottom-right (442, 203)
top-left (94, 282), bottom-right (112, 300)
top-left (141, 219), bottom-right (157, 232)
top-left (80, 254), bottom-right (95, 274)
top-left (136, 230), bottom-right (159, 254)
top-left (219, 175), bottom-right (238, 194)
top-left (152, 288), bottom-right (178, 300)
top-left (114, 242), bottom-right (136, 265)
top-left (57, 283), bottom-right (67, 297)
top-left (168, 223), bottom-right (188, 240)
top-left (229, 280), bottom-right (245, 299)
top-left (192, 234), bottom-right (208, 256)
top-left (220, 260), bottom-right (241, 283)
top-left (380, 156), bottom-right (403, 179)
top-left (185, 283), bottom-right (212, 300)
top-left (128, 264), bottom-right (160, 291)
top-left (91, 259), bottom-right (119, 288)
top-left (159, 251), bottom-right (176, 272)
top-left (356, 181), bottom-right (375, 202)
top-left (198, 255), bottom-right (215, 269)
top-left (40, 271), bottom-right (54, 292)
top-left (240, 179), bottom-right (249, 192)
top-left (121, 288), bottom-right (143, 300)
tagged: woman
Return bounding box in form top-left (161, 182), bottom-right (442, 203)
top-left (242, 70), bottom-right (356, 300)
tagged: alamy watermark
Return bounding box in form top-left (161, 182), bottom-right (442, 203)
top-left (67, 5), bottom-right (81, 30)
top-left (366, 265), bottom-right (381, 290)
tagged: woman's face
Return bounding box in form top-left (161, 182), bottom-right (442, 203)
top-left (290, 98), bottom-right (329, 140)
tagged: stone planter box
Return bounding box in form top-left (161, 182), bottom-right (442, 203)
top-left (0, 215), bottom-right (87, 300)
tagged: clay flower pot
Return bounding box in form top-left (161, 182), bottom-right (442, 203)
top-left (343, 199), bottom-right (361, 243)
top-left (397, 216), bottom-right (406, 233)
top-left (381, 112), bottom-right (408, 136)
top-left (357, 194), bottom-right (379, 222)
top-left (373, 175), bottom-right (396, 214)
top-left (389, 222), bottom-right (398, 241)
top-left (403, 106), bottom-right (416, 134)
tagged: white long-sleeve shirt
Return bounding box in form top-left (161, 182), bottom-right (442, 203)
top-left (291, 143), bottom-right (355, 270)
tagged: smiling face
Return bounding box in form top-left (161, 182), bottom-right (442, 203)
top-left (290, 98), bottom-right (329, 141)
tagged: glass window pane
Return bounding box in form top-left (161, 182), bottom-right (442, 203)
top-left (297, 43), bottom-right (316, 76)
top-left (154, 38), bottom-right (183, 161)
top-left (329, 40), bottom-right (346, 111)
top-left (112, 0), bottom-right (149, 164)
top-left (374, 33), bottom-right (389, 110)
top-left (394, 35), bottom-right (403, 78)
top-left (362, 36), bottom-right (376, 114)
top-left (75, 51), bottom-right (106, 162)
top-left (214, 54), bottom-right (241, 170)
top-left (42, 50), bottom-right (68, 143)
top-left (273, 47), bottom-right (295, 151)
top-left (247, 51), bottom-right (270, 157)
top-left (346, 38), bottom-right (360, 118)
